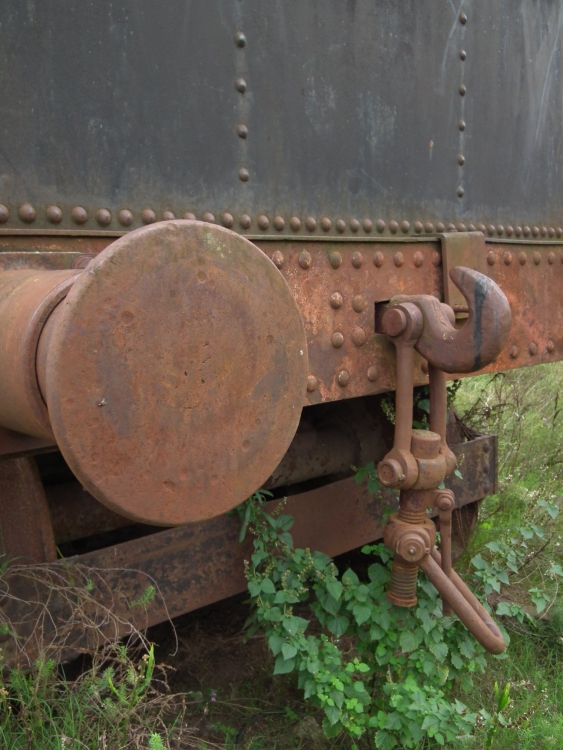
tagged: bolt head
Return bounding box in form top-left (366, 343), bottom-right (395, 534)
top-left (382, 307), bottom-right (407, 337)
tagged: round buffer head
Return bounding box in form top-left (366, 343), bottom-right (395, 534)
top-left (41, 221), bottom-right (308, 525)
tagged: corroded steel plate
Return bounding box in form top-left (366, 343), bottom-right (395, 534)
top-left (42, 221), bottom-right (308, 525)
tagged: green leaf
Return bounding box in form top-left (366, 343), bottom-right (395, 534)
top-left (417, 398), bottom-right (430, 413)
top-left (247, 581), bottom-right (261, 598)
top-left (343, 569), bottom-right (360, 586)
top-left (282, 643), bottom-right (297, 660)
top-left (459, 640), bottom-right (475, 660)
top-left (368, 564), bottom-right (389, 586)
top-left (283, 616), bottom-right (309, 635)
top-left (326, 580), bottom-right (343, 601)
top-left (325, 704), bottom-right (341, 726)
top-left (328, 614), bottom-right (350, 636)
top-left (260, 578), bottom-right (276, 594)
top-left (353, 604), bottom-right (372, 626)
top-left (471, 553), bottom-right (487, 570)
top-left (375, 730), bottom-right (398, 750)
top-left (399, 629), bottom-right (423, 653)
top-left (276, 515), bottom-right (294, 531)
top-left (268, 635), bottom-right (285, 656)
top-left (273, 655), bottom-right (295, 675)
top-left (429, 641), bottom-right (448, 662)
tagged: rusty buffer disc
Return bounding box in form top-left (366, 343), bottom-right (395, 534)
top-left (43, 221), bottom-right (308, 525)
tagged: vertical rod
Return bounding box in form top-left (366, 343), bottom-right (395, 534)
top-left (393, 343), bottom-right (415, 453)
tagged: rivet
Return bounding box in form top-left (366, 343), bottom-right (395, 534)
top-left (235, 77), bottom-right (247, 93)
top-left (332, 331), bottom-right (344, 348)
top-left (487, 251), bottom-right (496, 266)
top-left (447, 223), bottom-right (456, 232)
top-left (414, 251), bottom-right (424, 267)
top-left (335, 218), bottom-right (346, 233)
top-left (528, 342), bottom-right (538, 356)
top-left (414, 221), bottom-right (423, 233)
top-left (515, 226), bottom-right (523, 236)
top-left (305, 216), bottom-right (317, 232)
top-left (271, 250), bottom-right (284, 269)
top-left (363, 218), bottom-right (373, 233)
top-left (376, 219), bottom-right (386, 233)
top-left (307, 375), bottom-right (318, 392)
top-left (509, 345), bottom-right (519, 359)
top-left (299, 250), bottom-right (312, 269)
top-left (222, 212), bottom-right (234, 228)
top-left (389, 220), bottom-right (399, 234)
top-left (505, 225), bottom-right (514, 236)
top-left (424, 221), bottom-right (434, 233)
top-left (458, 154), bottom-right (465, 165)
top-left (547, 340), bottom-right (555, 353)
top-left (352, 295), bottom-right (367, 313)
top-left (95, 208), bottom-right (111, 226)
top-left (532, 226), bottom-right (540, 237)
top-left (460, 49), bottom-right (467, 60)
top-left (460, 11), bottom-right (467, 23)
top-left (141, 208), bottom-right (156, 224)
top-left (486, 224), bottom-right (495, 236)
top-left (160, 210), bottom-right (174, 221)
top-left (337, 370), bottom-right (350, 387)
top-left (523, 225), bottom-right (531, 237)
top-left (258, 214), bottom-right (270, 230)
top-left (0, 204), bottom-right (9, 223)
top-left (373, 251), bottom-right (384, 268)
top-left (432, 251), bottom-right (442, 266)
top-left (457, 186), bottom-right (465, 198)
top-left (352, 251), bottom-right (363, 268)
top-left (549, 227), bottom-right (556, 237)
top-left (184, 212), bottom-right (197, 220)
top-left (116, 209), bottom-right (132, 226)
top-left (274, 215), bottom-right (285, 231)
top-left (393, 251), bottom-right (404, 267)
top-left (548, 251), bottom-right (555, 265)
top-left (201, 212), bottom-right (214, 223)
top-left (237, 124), bottom-right (248, 138)
top-left (352, 327), bottom-right (367, 346)
top-left (329, 251), bottom-right (342, 269)
top-left (239, 214), bottom-right (251, 229)
top-left (496, 224), bottom-right (504, 236)
top-left (46, 205), bottom-right (62, 224)
top-left (239, 167), bottom-right (250, 181)
top-left (541, 226), bottom-right (548, 237)
top-left (533, 251), bottom-right (541, 265)
top-left (349, 218), bottom-right (360, 232)
top-left (518, 251), bottom-right (527, 265)
top-left (436, 222), bottom-right (445, 233)
top-left (459, 83), bottom-right (467, 95)
top-left (421, 361), bottom-right (429, 374)
top-left (400, 220), bottom-right (410, 233)
top-left (456, 222), bottom-right (466, 232)
top-left (458, 119), bottom-right (466, 131)
top-left (468, 223), bottom-right (476, 231)
top-left (235, 31), bottom-right (246, 47)
top-left (477, 222), bottom-right (486, 233)
top-left (290, 216), bottom-right (301, 231)
top-left (503, 251), bottom-right (512, 265)
top-left (367, 366), bottom-right (378, 382)
top-left (330, 292), bottom-right (343, 309)
top-left (557, 227), bottom-right (563, 238)
top-left (18, 203), bottom-right (36, 223)
top-left (321, 216), bottom-right (332, 232)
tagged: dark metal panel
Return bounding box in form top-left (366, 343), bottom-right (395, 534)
top-left (0, 2), bottom-right (562, 235)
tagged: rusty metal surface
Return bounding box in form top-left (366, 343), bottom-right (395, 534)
top-left (36, 221), bottom-right (307, 525)
top-left (0, 433), bottom-right (494, 667)
top-left (0, 457), bottom-right (56, 564)
top-left (1, 3), bottom-right (563, 237)
top-left (440, 233), bottom-right (488, 311)
top-left (0, 269), bottom-right (79, 439)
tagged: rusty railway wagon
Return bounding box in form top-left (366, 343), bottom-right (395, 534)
top-left (0, 1), bottom-right (561, 664)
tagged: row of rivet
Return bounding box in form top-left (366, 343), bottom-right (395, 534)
top-left (509, 340), bottom-right (555, 359)
top-left (271, 249), bottom-right (440, 270)
top-left (2, 204), bottom-right (563, 237)
top-left (487, 250), bottom-right (563, 266)
top-left (235, 30), bottom-right (250, 182)
top-left (306, 366), bottom-right (379, 392)
top-left (457, 12), bottom-right (467, 199)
